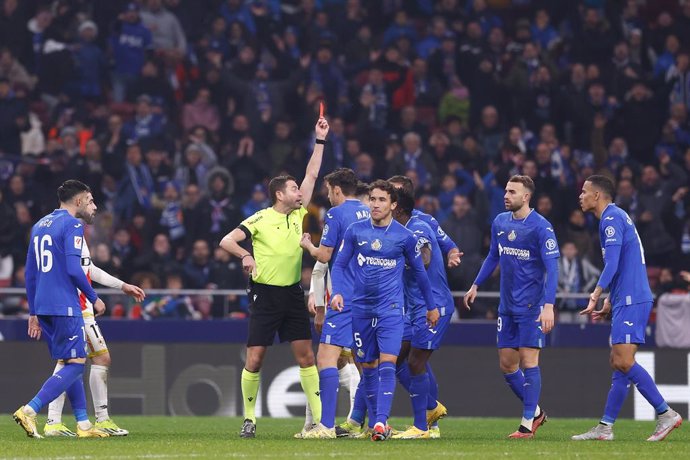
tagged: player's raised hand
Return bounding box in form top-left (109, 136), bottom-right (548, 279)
top-left (122, 283), bottom-right (146, 302)
top-left (447, 250), bottom-right (464, 268)
top-left (331, 294), bottom-right (344, 312)
top-left (315, 117), bottom-right (329, 140)
top-left (94, 298), bottom-right (106, 317)
top-left (537, 303), bottom-right (555, 334)
top-left (300, 233), bottom-right (313, 250)
top-left (426, 307), bottom-right (440, 328)
top-left (592, 297), bottom-right (612, 321)
top-left (463, 285), bottom-right (478, 310)
top-left (28, 315), bottom-right (41, 340)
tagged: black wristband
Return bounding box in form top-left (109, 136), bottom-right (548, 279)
top-left (315, 138), bottom-right (327, 145)
top-left (241, 254), bottom-right (253, 260)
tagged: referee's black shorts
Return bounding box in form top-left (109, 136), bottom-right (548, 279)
top-left (247, 281), bottom-right (312, 346)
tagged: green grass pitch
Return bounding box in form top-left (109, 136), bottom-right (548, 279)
top-left (1, 416), bottom-right (687, 459)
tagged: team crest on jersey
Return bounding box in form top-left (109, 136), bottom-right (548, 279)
top-left (508, 230), bottom-right (517, 241)
top-left (356, 349), bottom-right (365, 358)
top-left (371, 239), bottom-right (382, 251)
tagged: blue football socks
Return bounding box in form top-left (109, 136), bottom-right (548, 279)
top-left (318, 367), bottom-right (339, 429)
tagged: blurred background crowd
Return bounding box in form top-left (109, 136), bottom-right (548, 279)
top-left (1, 0), bottom-right (690, 320)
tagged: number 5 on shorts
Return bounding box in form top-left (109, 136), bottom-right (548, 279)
top-left (354, 332), bottom-right (362, 348)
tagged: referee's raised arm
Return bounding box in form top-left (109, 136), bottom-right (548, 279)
top-left (300, 117), bottom-right (330, 208)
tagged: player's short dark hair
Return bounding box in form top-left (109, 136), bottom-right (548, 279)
top-left (586, 174), bottom-right (615, 199)
top-left (324, 168), bottom-right (358, 196)
top-left (57, 180), bottom-right (91, 204)
top-left (369, 179), bottom-right (398, 202)
top-left (395, 186), bottom-right (415, 215)
top-left (508, 175), bottom-right (535, 194)
top-left (387, 175), bottom-right (414, 195)
top-left (356, 181), bottom-right (369, 196)
top-left (268, 175), bottom-right (297, 204)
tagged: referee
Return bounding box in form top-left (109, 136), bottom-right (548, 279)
top-left (220, 117), bottom-right (329, 438)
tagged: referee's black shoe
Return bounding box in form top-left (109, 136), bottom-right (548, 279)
top-left (240, 419), bottom-right (256, 438)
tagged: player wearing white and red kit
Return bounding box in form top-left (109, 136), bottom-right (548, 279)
top-left (44, 241), bottom-right (145, 437)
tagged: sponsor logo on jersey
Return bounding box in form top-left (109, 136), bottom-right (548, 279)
top-left (545, 238), bottom-right (557, 251)
top-left (74, 236), bottom-right (83, 249)
top-left (357, 253), bottom-right (397, 269)
top-left (508, 230), bottom-right (517, 241)
top-left (605, 226), bottom-right (616, 238)
top-left (498, 243), bottom-right (530, 260)
top-left (322, 224), bottom-right (329, 236)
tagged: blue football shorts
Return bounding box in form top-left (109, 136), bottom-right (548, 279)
top-left (497, 307), bottom-right (546, 349)
top-left (38, 315), bottom-right (87, 360)
top-left (352, 313), bottom-right (403, 363)
top-left (610, 301), bottom-right (653, 345)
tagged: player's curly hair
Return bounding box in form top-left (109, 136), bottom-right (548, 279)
top-left (369, 179), bottom-right (398, 202)
top-left (57, 180), bottom-right (91, 204)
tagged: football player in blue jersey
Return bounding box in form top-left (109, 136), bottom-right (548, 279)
top-left (299, 168), bottom-right (371, 438)
top-left (330, 180), bottom-right (438, 441)
top-left (573, 175), bottom-right (682, 442)
top-left (464, 175), bottom-right (558, 439)
top-left (390, 188), bottom-right (456, 439)
top-left (388, 175), bottom-right (461, 437)
top-left (14, 180), bottom-right (109, 438)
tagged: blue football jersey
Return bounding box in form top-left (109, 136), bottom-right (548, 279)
top-left (490, 210), bottom-right (560, 314)
top-left (331, 219), bottom-right (435, 318)
top-left (599, 204), bottom-right (653, 307)
top-left (404, 217), bottom-right (454, 316)
top-left (25, 209), bottom-right (98, 316)
top-left (320, 199), bottom-right (370, 302)
top-left (412, 209), bottom-right (458, 256)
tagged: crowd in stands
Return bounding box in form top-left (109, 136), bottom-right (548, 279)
top-left (2, 0), bottom-right (690, 320)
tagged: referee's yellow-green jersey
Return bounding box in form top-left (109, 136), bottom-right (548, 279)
top-left (239, 206), bottom-right (308, 286)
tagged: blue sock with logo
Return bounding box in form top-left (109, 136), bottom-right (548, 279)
top-left (318, 367), bottom-right (339, 429)
top-left (362, 367), bottom-right (378, 428)
top-left (409, 372), bottom-right (430, 431)
top-left (28, 363), bottom-right (85, 414)
top-left (426, 362), bottom-right (438, 410)
top-left (376, 362), bottom-right (396, 426)
top-left (504, 368), bottom-right (525, 402)
top-left (65, 378), bottom-right (89, 423)
top-left (396, 362), bottom-right (411, 392)
top-left (601, 370), bottom-right (631, 424)
top-left (625, 363), bottom-right (669, 414)
top-left (350, 380), bottom-right (367, 425)
top-left (522, 367), bottom-right (541, 422)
